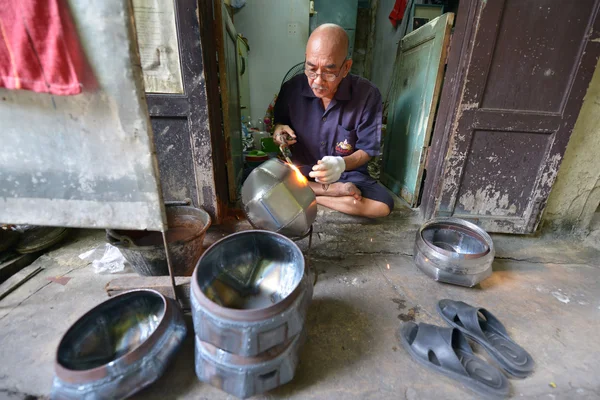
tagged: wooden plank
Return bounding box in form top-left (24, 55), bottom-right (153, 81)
top-left (0, 265), bottom-right (43, 301)
top-left (0, 253), bottom-right (41, 284)
top-left (105, 276), bottom-right (192, 308)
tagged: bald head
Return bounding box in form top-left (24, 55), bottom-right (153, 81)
top-left (306, 23), bottom-right (349, 62)
top-left (304, 23), bottom-right (353, 99)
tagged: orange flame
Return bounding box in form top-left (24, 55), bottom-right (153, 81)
top-left (287, 162), bottom-right (307, 183)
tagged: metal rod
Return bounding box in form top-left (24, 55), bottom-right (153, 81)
top-left (161, 230), bottom-right (179, 303)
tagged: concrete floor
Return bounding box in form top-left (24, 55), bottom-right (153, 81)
top-left (1, 207), bottom-right (600, 400)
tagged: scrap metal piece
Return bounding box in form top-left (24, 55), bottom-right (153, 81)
top-left (414, 217), bottom-right (495, 287)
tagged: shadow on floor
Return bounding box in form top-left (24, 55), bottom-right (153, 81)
top-left (270, 297), bottom-right (373, 396)
top-left (130, 315), bottom-right (198, 400)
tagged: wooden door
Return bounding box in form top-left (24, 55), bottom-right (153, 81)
top-left (381, 13), bottom-right (454, 207)
top-left (425, 0), bottom-right (600, 233)
top-left (134, 0), bottom-right (223, 220)
top-left (214, 0), bottom-right (243, 203)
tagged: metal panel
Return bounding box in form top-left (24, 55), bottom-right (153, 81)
top-left (429, 0), bottom-right (600, 233)
top-left (0, 0), bottom-right (165, 231)
top-left (381, 13), bottom-right (454, 207)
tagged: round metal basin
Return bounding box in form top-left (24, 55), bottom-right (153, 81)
top-left (414, 218), bottom-right (495, 287)
top-left (191, 230), bottom-right (312, 357)
top-left (195, 230), bottom-right (305, 312)
top-left (242, 158), bottom-right (317, 238)
top-left (52, 290), bottom-right (186, 400)
top-left (421, 221), bottom-right (490, 258)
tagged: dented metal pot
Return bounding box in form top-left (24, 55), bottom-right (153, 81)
top-left (51, 290), bottom-right (186, 400)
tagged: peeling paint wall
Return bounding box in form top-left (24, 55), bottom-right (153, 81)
top-left (543, 60), bottom-right (600, 234)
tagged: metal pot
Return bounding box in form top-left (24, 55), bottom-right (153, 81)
top-left (191, 230), bottom-right (312, 357)
top-left (106, 205), bottom-right (211, 276)
top-left (414, 217), bottom-right (495, 287)
top-left (191, 230), bottom-right (312, 397)
top-left (51, 290), bottom-right (187, 400)
top-left (194, 330), bottom-right (306, 399)
top-left (242, 158), bottom-right (317, 238)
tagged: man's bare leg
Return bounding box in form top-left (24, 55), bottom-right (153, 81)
top-left (308, 182), bottom-right (390, 218)
top-left (308, 181), bottom-right (362, 200)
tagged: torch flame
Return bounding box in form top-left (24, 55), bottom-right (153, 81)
top-left (287, 162), bottom-right (307, 183)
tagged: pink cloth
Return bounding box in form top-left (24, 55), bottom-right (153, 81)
top-left (0, 0), bottom-right (84, 95)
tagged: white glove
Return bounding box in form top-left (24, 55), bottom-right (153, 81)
top-left (309, 156), bottom-right (345, 184)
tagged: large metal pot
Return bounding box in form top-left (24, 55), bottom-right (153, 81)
top-left (191, 230), bottom-right (312, 398)
top-left (191, 230), bottom-right (312, 357)
top-left (242, 159), bottom-right (317, 238)
top-left (414, 217), bottom-right (495, 287)
top-left (51, 290), bottom-right (187, 400)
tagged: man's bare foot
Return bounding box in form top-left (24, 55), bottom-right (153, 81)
top-left (326, 182), bottom-right (362, 201)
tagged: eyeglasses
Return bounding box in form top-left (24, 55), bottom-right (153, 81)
top-left (304, 59), bottom-right (347, 82)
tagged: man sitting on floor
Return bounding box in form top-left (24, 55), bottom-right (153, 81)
top-left (273, 23), bottom-right (393, 218)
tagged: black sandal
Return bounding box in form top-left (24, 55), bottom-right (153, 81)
top-left (437, 299), bottom-right (535, 378)
top-left (398, 322), bottom-right (509, 398)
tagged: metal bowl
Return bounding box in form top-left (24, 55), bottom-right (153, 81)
top-left (242, 158), bottom-right (317, 238)
top-left (52, 290), bottom-right (186, 400)
top-left (194, 230), bottom-right (305, 312)
top-left (191, 230), bottom-right (312, 357)
top-left (414, 218), bottom-right (495, 287)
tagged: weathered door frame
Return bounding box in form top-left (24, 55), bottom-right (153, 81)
top-left (144, 0), bottom-right (227, 222)
top-left (422, 0), bottom-right (600, 233)
top-left (197, 0), bottom-right (233, 223)
top-left (213, 0), bottom-right (243, 204)
top-left (422, 0), bottom-right (478, 219)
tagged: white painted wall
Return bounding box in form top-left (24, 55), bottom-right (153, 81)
top-left (234, 0), bottom-right (309, 123)
top-left (370, 0), bottom-right (405, 98)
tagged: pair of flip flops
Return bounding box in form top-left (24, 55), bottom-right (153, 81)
top-left (398, 299), bottom-right (535, 399)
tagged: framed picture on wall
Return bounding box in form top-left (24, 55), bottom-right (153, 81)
top-left (408, 4), bottom-right (444, 33)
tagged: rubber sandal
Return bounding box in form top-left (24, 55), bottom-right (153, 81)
top-left (398, 322), bottom-right (509, 398)
top-left (437, 299), bottom-right (535, 378)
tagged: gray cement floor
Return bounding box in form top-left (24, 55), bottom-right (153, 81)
top-left (1, 207), bottom-right (600, 400)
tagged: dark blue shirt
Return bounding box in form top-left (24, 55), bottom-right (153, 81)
top-left (274, 74), bottom-right (382, 183)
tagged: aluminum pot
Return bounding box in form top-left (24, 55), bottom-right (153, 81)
top-left (195, 329), bottom-right (306, 399)
top-left (191, 230), bottom-right (312, 357)
top-left (242, 158), bottom-right (317, 238)
top-left (414, 217), bottom-right (495, 287)
top-left (51, 290), bottom-right (186, 400)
